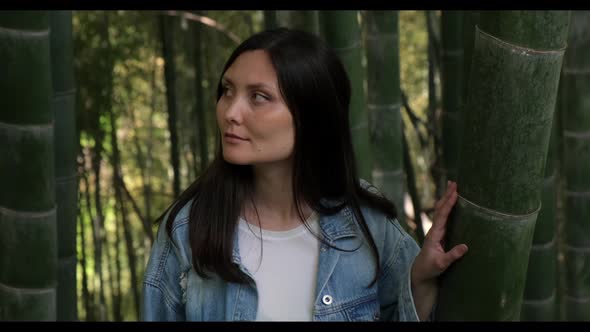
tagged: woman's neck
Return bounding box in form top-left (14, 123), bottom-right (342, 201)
top-left (246, 161), bottom-right (312, 231)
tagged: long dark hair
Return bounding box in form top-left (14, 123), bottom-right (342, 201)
top-left (156, 28), bottom-right (397, 286)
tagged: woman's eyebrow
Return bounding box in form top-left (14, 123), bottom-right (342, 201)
top-left (222, 77), bottom-right (275, 92)
top-left (221, 77), bottom-right (233, 85)
top-left (246, 83), bottom-right (275, 92)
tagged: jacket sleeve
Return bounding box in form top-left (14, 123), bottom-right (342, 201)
top-left (377, 218), bottom-right (422, 321)
top-left (141, 218), bottom-right (186, 321)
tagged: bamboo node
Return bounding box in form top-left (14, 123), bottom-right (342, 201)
top-left (476, 25), bottom-right (566, 55)
top-left (456, 194), bottom-right (541, 220)
top-left (0, 25), bottom-right (49, 38)
top-left (0, 205), bottom-right (56, 219)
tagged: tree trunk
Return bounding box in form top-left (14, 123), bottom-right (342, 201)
top-left (277, 11), bottom-right (319, 35)
top-left (0, 11), bottom-right (57, 320)
top-left (402, 127), bottom-right (425, 245)
top-left (127, 105), bottom-right (154, 244)
top-left (91, 143), bottom-right (106, 321)
top-left (160, 13), bottom-right (181, 198)
top-left (365, 11), bottom-right (405, 227)
top-left (264, 10), bottom-right (278, 30)
top-left (192, 11), bottom-right (209, 172)
top-left (78, 213), bottom-right (91, 321)
top-left (426, 11), bottom-right (444, 200)
top-left (440, 11), bottom-right (464, 185)
top-left (50, 10), bottom-right (78, 321)
top-left (120, 190), bottom-right (141, 320)
top-left (103, 214), bottom-right (116, 321)
top-left (554, 71), bottom-right (566, 321)
top-left (82, 170), bottom-right (97, 321)
top-left (319, 11), bottom-right (373, 181)
top-left (77, 180), bottom-right (92, 321)
top-left (113, 201), bottom-right (123, 321)
top-left (562, 10), bottom-right (590, 321)
top-left (436, 11), bottom-right (571, 320)
top-left (109, 104), bottom-right (141, 320)
top-left (521, 111), bottom-right (559, 320)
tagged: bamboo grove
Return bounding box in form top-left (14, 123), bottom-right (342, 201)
top-left (1, 10), bottom-right (588, 321)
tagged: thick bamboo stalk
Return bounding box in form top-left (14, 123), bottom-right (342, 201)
top-left (521, 115), bottom-right (559, 320)
top-left (462, 11), bottom-right (480, 100)
top-left (0, 11), bottom-right (57, 320)
top-left (319, 11), bottom-right (373, 181)
top-left (436, 11), bottom-right (570, 320)
top-left (562, 10), bottom-right (590, 321)
top-left (50, 10), bottom-right (78, 321)
top-left (277, 11), bottom-right (319, 35)
top-left (365, 11), bottom-right (404, 226)
top-left (440, 11), bottom-right (464, 184)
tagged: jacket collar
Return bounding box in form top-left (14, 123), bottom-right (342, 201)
top-left (231, 200), bottom-right (360, 264)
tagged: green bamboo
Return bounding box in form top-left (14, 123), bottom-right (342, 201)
top-left (192, 11), bottom-right (208, 171)
top-left (319, 11), bottom-right (373, 181)
top-left (50, 10), bottom-right (77, 321)
top-left (440, 11), bottom-right (464, 184)
top-left (555, 68), bottom-right (566, 321)
top-left (402, 131), bottom-right (425, 245)
top-left (365, 11), bottom-right (404, 226)
top-left (463, 11), bottom-right (480, 100)
top-left (277, 11), bottom-right (319, 35)
top-left (436, 11), bottom-right (570, 320)
top-left (159, 14), bottom-right (181, 198)
top-left (426, 11), bottom-right (445, 200)
top-left (264, 11), bottom-right (278, 30)
top-left (521, 114), bottom-right (559, 320)
top-left (562, 10), bottom-right (590, 321)
top-left (0, 11), bottom-right (57, 320)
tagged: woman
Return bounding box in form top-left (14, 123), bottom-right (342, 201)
top-left (142, 28), bottom-right (467, 321)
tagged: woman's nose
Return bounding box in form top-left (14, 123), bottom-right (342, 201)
top-left (224, 97), bottom-right (244, 125)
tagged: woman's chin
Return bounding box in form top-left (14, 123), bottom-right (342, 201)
top-left (222, 153), bottom-right (251, 165)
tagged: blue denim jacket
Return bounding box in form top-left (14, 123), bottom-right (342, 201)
top-left (142, 193), bottom-right (422, 321)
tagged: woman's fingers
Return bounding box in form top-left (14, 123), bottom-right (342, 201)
top-left (436, 244), bottom-right (468, 272)
top-left (435, 181), bottom-right (454, 210)
top-left (428, 182), bottom-right (458, 241)
top-left (436, 186), bottom-right (457, 227)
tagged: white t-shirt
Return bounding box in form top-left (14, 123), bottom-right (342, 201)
top-left (237, 212), bottom-right (321, 321)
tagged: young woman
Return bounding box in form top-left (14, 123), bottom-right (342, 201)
top-left (142, 28), bottom-right (467, 321)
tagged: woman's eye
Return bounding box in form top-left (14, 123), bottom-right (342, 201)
top-left (222, 86), bottom-right (233, 97)
top-left (252, 93), bottom-right (269, 103)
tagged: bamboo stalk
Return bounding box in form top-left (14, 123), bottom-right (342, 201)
top-left (365, 11), bottom-right (405, 226)
top-left (0, 11), bottom-right (57, 320)
top-left (50, 10), bottom-right (78, 321)
top-left (436, 11), bottom-right (571, 320)
top-left (319, 11), bottom-right (373, 181)
top-left (562, 10), bottom-right (590, 321)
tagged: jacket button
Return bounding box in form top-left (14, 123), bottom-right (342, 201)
top-left (322, 295), bottom-right (333, 305)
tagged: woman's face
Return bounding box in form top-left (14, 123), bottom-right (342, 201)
top-left (216, 50), bottom-right (295, 166)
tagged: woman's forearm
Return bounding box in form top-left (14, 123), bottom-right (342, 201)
top-left (411, 279), bottom-right (437, 321)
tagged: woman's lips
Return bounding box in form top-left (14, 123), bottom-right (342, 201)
top-left (224, 132), bottom-right (248, 143)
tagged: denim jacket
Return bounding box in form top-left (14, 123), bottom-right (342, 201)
top-left (142, 191), bottom-right (422, 321)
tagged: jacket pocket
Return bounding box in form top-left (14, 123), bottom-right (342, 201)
top-left (344, 294), bottom-right (380, 321)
